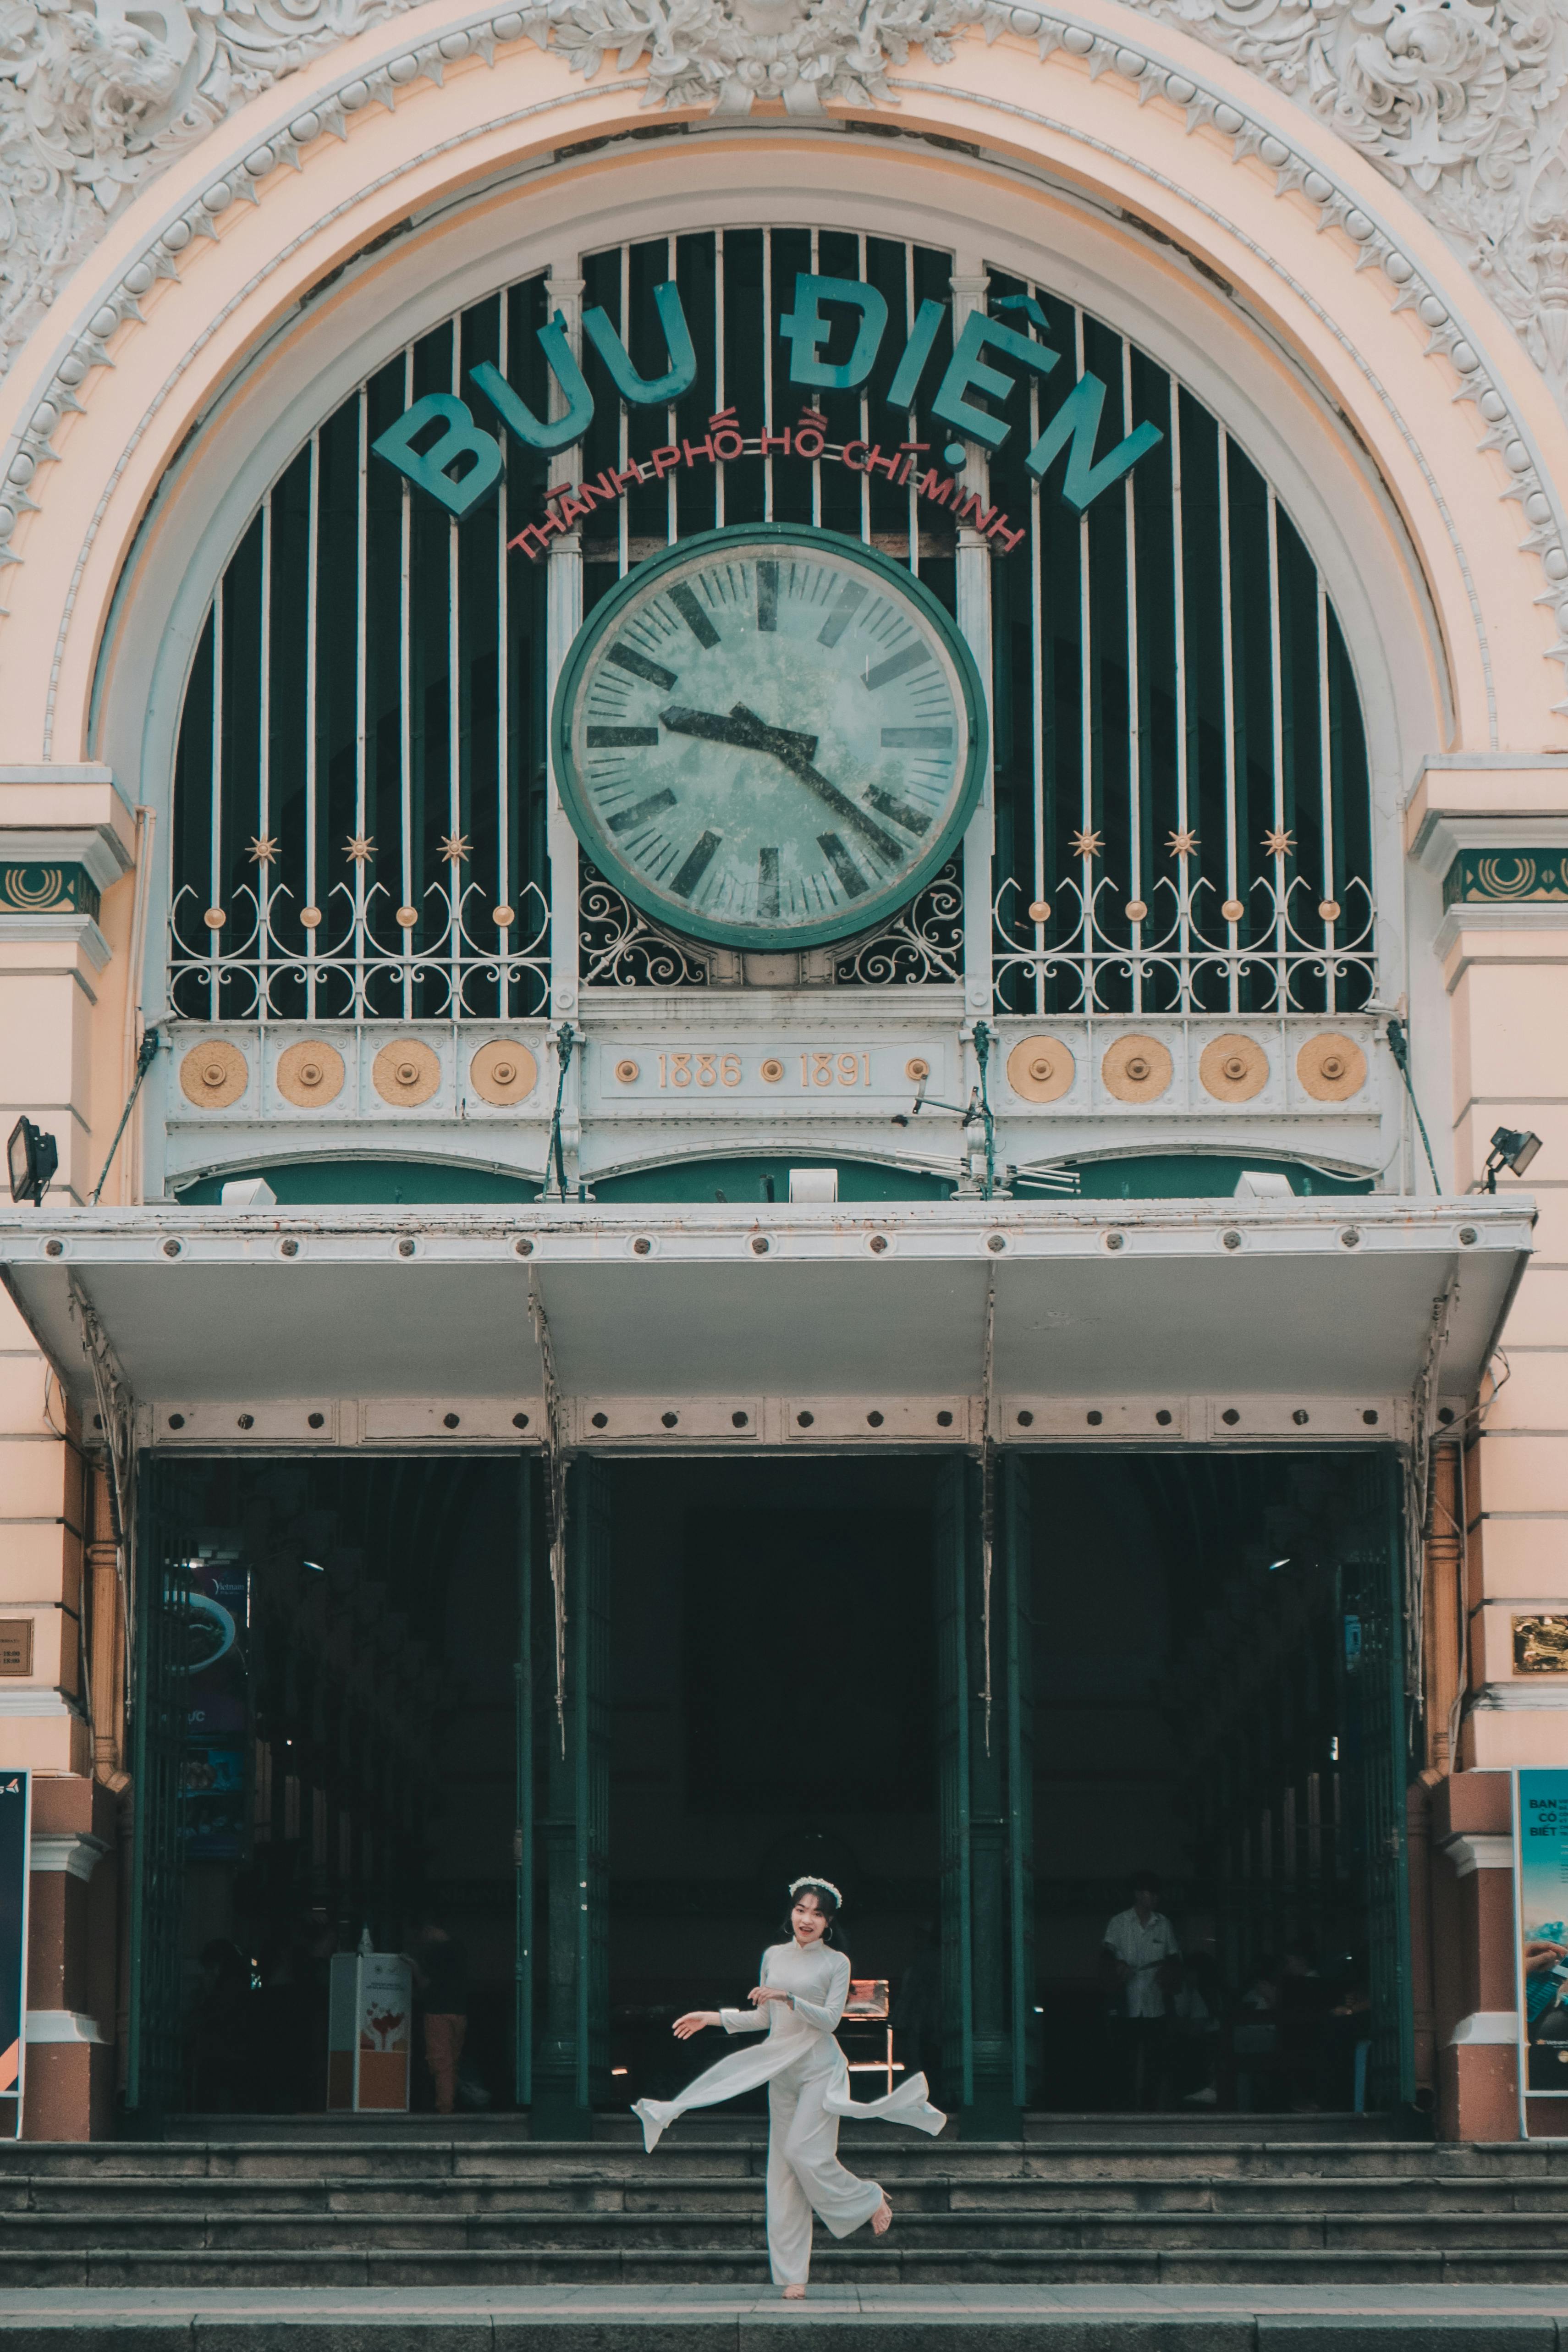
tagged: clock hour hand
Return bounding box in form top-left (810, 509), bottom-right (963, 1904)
top-left (660, 705), bottom-right (819, 763)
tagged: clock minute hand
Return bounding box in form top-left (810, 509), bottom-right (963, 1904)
top-left (660, 702), bottom-right (902, 866)
top-left (729, 713), bottom-right (905, 866)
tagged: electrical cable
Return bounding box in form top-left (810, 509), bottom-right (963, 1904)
top-left (1386, 1017), bottom-right (1442, 1194)
top-left (90, 1028), bottom-right (162, 1206)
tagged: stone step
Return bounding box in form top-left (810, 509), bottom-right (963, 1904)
top-left (1, 2284), bottom-right (1562, 2352)
top-left (5, 2140), bottom-right (1561, 2181)
top-left (2, 2245), bottom-right (1568, 2289)
top-left (10, 2174), bottom-right (1568, 2215)
top-left (5, 2208), bottom-right (1568, 2253)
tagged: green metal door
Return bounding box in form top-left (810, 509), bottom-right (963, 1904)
top-left (514, 1455), bottom-right (535, 2109)
top-left (935, 1452), bottom-right (1034, 2122)
top-left (1001, 1454), bottom-right (1036, 2109)
top-left (574, 1455), bottom-right (611, 2111)
top-left (126, 1472), bottom-right (196, 2124)
top-left (935, 1454), bottom-right (973, 2110)
top-left (532, 1453), bottom-right (611, 2129)
top-left (1340, 1452), bottom-right (1415, 2115)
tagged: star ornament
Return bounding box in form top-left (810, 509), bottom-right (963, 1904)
top-left (1166, 828), bottom-right (1199, 859)
top-left (344, 833), bottom-right (376, 864)
top-left (1263, 827), bottom-right (1296, 859)
top-left (1069, 828), bottom-right (1103, 860)
top-left (438, 832), bottom-right (472, 866)
top-left (247, 834), bottom-right (279, 865)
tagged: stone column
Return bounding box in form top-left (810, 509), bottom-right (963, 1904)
top-left (545, 268), bottom-right (586, 1197)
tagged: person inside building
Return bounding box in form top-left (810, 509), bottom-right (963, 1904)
top-left (1100, 1872), bottom-right (1182, 2110)
top-left (407, 1914), bottom-right (469, 2117)
top-left (632, 1877), bottom-right (945, 2297)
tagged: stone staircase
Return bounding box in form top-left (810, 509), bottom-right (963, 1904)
top-left (0, 2121), bottom-right (1566, 2287)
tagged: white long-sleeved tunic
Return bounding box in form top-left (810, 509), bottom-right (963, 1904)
top-left (631, 1935), bottom-right (946, 2284)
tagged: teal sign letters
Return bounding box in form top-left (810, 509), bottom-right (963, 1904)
top-left (374, 272), bottom-right (1162, 525)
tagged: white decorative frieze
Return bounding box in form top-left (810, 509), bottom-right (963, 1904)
top-left (1, 0), bottom-right (1567, 414)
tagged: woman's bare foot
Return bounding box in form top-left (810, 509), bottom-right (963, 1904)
top-left (782, 2283), bottom-right (806, 2299)
top-left (872, 2197), bottom-right (893, 2236)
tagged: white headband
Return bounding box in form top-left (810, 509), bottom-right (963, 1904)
top-left (790, 1875), bottom-right (842, 1906)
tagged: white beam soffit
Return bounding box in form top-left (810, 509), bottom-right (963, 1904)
top-left (0, 1199), bottom-right (1530, 1433)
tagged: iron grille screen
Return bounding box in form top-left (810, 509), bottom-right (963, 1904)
top-left (987, 268), bottom-right (1374, 1017)
top-left (170, 277), bottom-right (556, 1023)
top-left (167, 232), bottom-right (1375, 1019)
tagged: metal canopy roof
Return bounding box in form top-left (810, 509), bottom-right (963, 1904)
top-left (0, 1197), bottom-right (1531, 1447)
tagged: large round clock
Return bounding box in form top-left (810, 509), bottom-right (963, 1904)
top-left (551, 524), bottom-right (986, 953)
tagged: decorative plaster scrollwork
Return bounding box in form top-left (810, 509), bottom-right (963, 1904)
top-left (2, 0), bottom-right (1568, 413)
top-left (1138, 0), bottom-right (1568, 409)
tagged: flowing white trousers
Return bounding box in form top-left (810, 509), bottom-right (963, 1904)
top-left (633, 2026), bottom-right (945, 2286)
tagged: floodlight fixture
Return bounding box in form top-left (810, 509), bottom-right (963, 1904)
top-left (7, 1116), bottom-right (58, 1207)
top-left (1482, 1126), bottom-right (1543, 1192)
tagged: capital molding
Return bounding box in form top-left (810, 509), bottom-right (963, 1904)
top-left (1440, 1831), bottom-right (1514, 1878)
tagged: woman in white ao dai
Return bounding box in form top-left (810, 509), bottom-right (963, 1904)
top-left (632, 1878), bottom-right (945, 2296)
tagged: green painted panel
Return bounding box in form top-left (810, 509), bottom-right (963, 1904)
top-left (1055, 1154), bottom-right (1371, 1201)
top-left (175, 1159), bottom-right (538, 1206)
top-left (589, 1156), bottom-right (955, 1203)
top-left (0, 863), bottom-right (99, 920)
top-left (1444, 849), bottom-right (1568, 906)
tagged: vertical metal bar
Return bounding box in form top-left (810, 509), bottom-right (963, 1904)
top-left (208, 578), bottom-right (223, 1024)
top-left (1170, 384), bottom-right (1191, 1009)
top-left (497, 295), bottom-right (512, 1019)
top-left (1218, 432), bottom-right (1238, 1014)
top-left (400, 348), bottom-right (414, 1021)
top-left (904, 243), bottom-right (918, 574)
top-left (1317, 573), bottom-right (1336, 1015)
top-left (666, 234), bottom-right (677, 549)
top-left (1029, 359), bottom-right (1045, 1019)
top-left (1075, 308), bottom-right (1093, 1010)
top-left (1123, 339), bottom-right (1142, 1016)
top-left (355, 391), bottom-right (369, 1019)
top-left (857, 232), bottom-right (869, 545)
top-left (714, 228), bottom-right (726, 532)
top-left (305, 431), bottom-right (320, 1022)
top-left (1266, 485), bottom-right (1287, 1006)
top-left (450, 319), bottom-right (463, 1012)
top-left (515, 1454), bottom-right (534, 2109)
top-left (258, 500), bottom-right (272, 1020)
top-left (619, 247), bottom-right (631, 581)
top-left (762, 231), bottom-right (774, 523)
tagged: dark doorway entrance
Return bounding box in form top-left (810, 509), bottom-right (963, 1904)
top-left (602, 1457), bottom-right (943, 2112)
top-left (1026, 1449), bottom-right (1408, 2118)
top-left (131, 1453), bottom-right (525, 2120)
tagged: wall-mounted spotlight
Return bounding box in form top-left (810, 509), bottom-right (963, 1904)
top-left (301, 1558), bottom-right (327, 1576)
top-left (1482, 1126), bottom-right (1543, 1192)
top-left (7, 1117), bottom-right (58, 1207)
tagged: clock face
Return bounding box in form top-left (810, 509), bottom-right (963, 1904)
top-left (552, 525), bottom-right (986, 952)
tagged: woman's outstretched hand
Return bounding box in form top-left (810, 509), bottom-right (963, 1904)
top-left (672, 2010), bottom-right (721, 2039)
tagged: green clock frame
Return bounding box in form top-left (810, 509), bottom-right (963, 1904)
top-left (550, 523), bottom-right (989, 955)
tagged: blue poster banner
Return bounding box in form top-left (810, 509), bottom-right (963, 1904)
top-left (1516, 1769), bottom-right (1568, 2117)
top-left (0, 1770), bottom-right (30, 2135)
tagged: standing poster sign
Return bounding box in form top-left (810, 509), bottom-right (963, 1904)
top-left (327, 1948), bottom-right (413, 2112)
top-left (0, 1772), bottom-right (30, 2139)
top-left (1514, 1770), bottom-right (1568, 2132)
